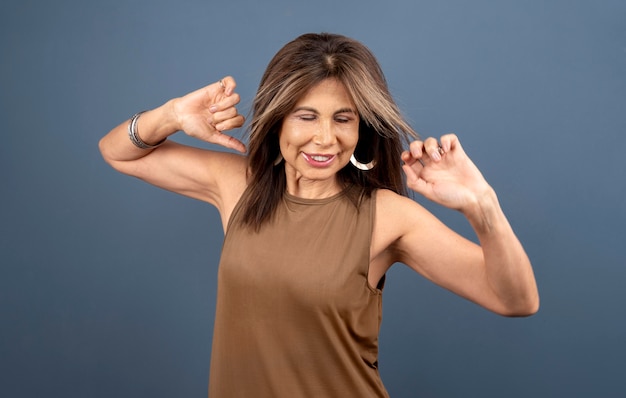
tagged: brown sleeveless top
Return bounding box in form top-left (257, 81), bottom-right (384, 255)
top-left (208, 189), bottom-right (388, 397)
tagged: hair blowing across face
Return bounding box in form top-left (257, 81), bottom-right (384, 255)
top-left (238, 32), bottom-right (418, 230)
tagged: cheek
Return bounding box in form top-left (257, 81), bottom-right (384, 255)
top-left (339, 126), bottom-right (359, 150)
top-left (278, 124), bottom-right (298, 155)
top-left (279, 122), bottom-right (311, 150)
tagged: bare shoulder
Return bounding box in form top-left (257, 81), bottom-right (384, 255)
top-left (375, 188), bottom-right (418, 209)
top-left (372, 189), bottom-right (453, 262)
top-left (374, 189), bottom-right (431, 234)
top-left (372, 189), bottom-right (428, 256)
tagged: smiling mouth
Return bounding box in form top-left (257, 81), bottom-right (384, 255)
top-left (302, 153), bottom-right (336, 166)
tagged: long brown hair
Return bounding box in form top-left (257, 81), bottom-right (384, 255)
top-left (239, 33), bottom-right (418, 230)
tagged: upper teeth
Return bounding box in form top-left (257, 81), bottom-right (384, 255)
top-left (311, 155), bottom-right (330, 161)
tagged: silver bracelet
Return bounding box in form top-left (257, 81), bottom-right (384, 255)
top-left (127, 111), bottom-right (166, 149)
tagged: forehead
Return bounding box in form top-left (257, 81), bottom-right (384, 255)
top-left (294, 78), bottom-right (356, 110)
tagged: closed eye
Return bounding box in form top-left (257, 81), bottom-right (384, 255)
top-left (335, 116), bottom-right (353, 123)
top-left (298, 114), bottom-right (317, 121)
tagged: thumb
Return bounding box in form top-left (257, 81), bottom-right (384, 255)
top-left (209, 131), bottom-right (247, 153)
top-left (402, 164), bottom-right (429, 194)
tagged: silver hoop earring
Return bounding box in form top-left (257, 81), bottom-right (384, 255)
top-left (350, 154), bottom-right (375, 171)
top-left (273, 153), bottom-right (284, 166)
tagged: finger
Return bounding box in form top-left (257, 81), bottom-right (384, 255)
top-left (439, 133), bottom-right (458, 153)
top-left (408, 140), bottom-right (424, 159)
top-left (210, 131), bottom-right (247, 153)
top-left (401, 150), bottom-right (412, 163)
top-left (212, 106), bottom-right (239, 125)
top-left (403, 156), bottom-right (424, 174)
top-left (402, 149), bottom-right (425, 181)
top-left (401, 149), bottom-right (422, 168)
top-left (402, 163), bottom-right (419, 184)
top-left (219, 76), bottom-right (237, 96)
top-left (209, 92), bottom-right (241, 113)
top-left (402, 164), bottom-right (428, 194)
top-left (423, 137), bottom-right (443, 161)
top-left (215, 114), bottom-right (246, 132)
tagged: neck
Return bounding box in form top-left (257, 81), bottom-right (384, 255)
top-left (285, 175), bottom-right (342, 199)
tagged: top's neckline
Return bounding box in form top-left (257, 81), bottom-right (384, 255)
top-left (283, 189), bottom-right (347, 205)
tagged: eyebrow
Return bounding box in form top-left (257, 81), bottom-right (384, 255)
top-left (292, 106), bottom-right (357, 115)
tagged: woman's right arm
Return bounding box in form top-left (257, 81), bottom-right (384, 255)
top-left (98, 77), bottom-right (247, 211)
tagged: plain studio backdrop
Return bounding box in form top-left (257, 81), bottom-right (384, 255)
top-left (1, 0), bottom-right (624, 397)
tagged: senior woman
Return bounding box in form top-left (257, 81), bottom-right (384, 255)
top-left (99, 32), bottom-right (538, 397)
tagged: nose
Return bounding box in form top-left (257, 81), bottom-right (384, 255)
top-left (313, 119), bottom-right (336, 146)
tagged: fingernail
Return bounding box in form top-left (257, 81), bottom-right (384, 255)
top-left (431, 151), bottom-right (441, 161)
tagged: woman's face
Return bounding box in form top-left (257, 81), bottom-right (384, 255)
top-left (279, 78), bottom-right (359, 196)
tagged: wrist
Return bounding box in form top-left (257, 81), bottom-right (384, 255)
top-left (461, 187), bottom-right (502, 234)
top-left (127, 111), bottom-right (165, 149)
top-left (164, 98), bottom-right (184, 132)
top-left (151, 99), bottom-right (184, 136)
top-left (135, 101), bottom-right (180, 145)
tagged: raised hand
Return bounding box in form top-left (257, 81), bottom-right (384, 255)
top-left (171, 76), bottom-right (246, 152)
top-left (401, 133), bottom-right (493, 213)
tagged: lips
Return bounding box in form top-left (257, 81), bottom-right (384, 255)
top-left (302, 152), bottom-right (336, 167)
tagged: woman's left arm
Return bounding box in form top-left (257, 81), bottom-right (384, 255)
top-left (394, 133), bottom-right (539, 316)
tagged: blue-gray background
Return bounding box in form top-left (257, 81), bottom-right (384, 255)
top-left (1, 0), bottom-right (624, 397)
